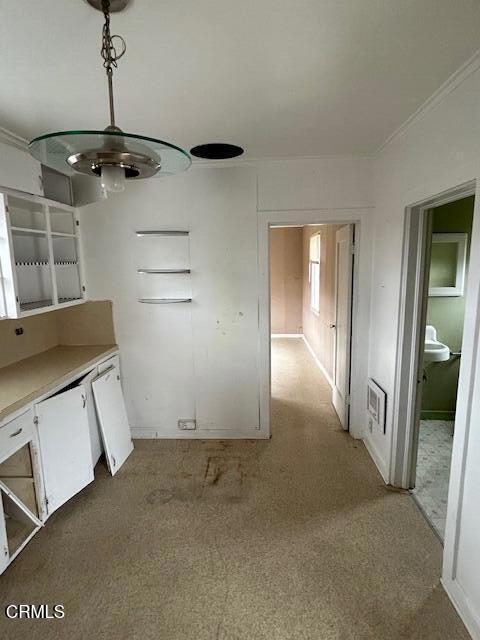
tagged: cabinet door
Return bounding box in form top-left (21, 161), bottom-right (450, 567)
top-left (92, 365), bottom-right (133, 476)
top-left (0, 491), bottom-right (9, 574)
top-left (0, 141), bottom-right (43, 196)
top-left (36, 385), bottom-right (94, 516)
top-left (81, 368), bottom-right (103, 467)
top-left (0, 480), bottom-right (42, 572)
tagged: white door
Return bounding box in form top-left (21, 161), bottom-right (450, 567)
top-left (92, 363), bottom-right (133, 476)
top-left (36, 386), bottom-right (94, 516)
top-left (81, 369), bottom-right (104, 467)
top-left (332, 225), bottom-right (354, 429)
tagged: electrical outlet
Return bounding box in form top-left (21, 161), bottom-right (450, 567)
top-left (15, 327), bottom-right (24, 336)
top-left (178, 419), bottom-right (196, 431)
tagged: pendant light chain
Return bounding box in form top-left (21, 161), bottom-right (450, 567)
top-left (101, 0), bottom-right (126, 128)
top-left (28, 0), bottom-right (191, 184)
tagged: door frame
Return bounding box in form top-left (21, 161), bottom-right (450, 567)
top-left (391, 179), bottom-right (480, 635)
top-left (257, 208), bottom-right (371, 440)
top-left (332, 223), bottom-right (355, 430)
top-left (390, 180), bottom-right (477, 489)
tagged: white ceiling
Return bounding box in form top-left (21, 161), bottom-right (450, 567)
top-left (1, 0), bottom-right (480, 157)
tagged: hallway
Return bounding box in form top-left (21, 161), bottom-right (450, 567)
top-left (0, 339), bottom-right (468, 639)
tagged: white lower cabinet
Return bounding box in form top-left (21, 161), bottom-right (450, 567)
top-left (80, 368), bottom-right (104, 467)
top-left (0, 352), bottom-right (133, 574)
top-left (0, 410), bottom-right (44, 574)
top-left (35, 385), bottom-right (94, 517)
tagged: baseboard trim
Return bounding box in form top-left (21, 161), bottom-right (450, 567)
top-left (420, 410), bottom-right (455, 421)
top-left (363, 434), bottom-right (390, 483)
top-left (271, 333), bottom-right (303, 338)
top-left (442, 577), bottom-right (480, 640)
top-left (131, 427), bottom-right (269, 439)
top-left (301, 335), bottom-right (334, 388)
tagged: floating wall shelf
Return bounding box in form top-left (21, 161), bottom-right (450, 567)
top-left (135, 230), bottom-right (189, 237)
top-left (137, 268), bottom-right (191, 274)
top-left (138, 298), bottom-right (192, 304)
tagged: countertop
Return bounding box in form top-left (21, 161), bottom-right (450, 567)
top-left (0, 344), bottom-right (118, 422)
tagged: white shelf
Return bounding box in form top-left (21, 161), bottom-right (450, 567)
top-left (20, 299), bottom-right (54, 311)
top-left (137, 268), bottom-right (191, 274)
top-left (16, 261), bottom-right (78, 266)
top-left (136, 230), bottom-right (189, 236)
top-left (10, 227), bottom-right (46, 236)
top-left (138, 298), bottom-right (192, 304)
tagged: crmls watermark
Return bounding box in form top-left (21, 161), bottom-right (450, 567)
top-left (5, 604), bottom-right (65, 619)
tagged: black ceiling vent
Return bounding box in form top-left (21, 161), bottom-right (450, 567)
top-left (190, 143), bottom-right (244, 160)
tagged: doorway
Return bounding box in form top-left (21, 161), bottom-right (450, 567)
top-left (412, 196), bottom-right (474, 540)
top-left (392, 182), bottom-right (477, 542)
top-left (268, 222), bottom-right (355, 431)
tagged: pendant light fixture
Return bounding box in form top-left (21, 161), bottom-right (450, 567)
top-left (29, 0), bottom-right (191, 194)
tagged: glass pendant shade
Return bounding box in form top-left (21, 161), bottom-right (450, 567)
top-left (29, 130), bottom-right (191, 180)
top-left (101, 164), bottom-right (126, 192)
top-left (28, 2), bottom-right (191, 192)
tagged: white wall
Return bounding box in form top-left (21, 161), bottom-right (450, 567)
top-left (257, 156), bottom-right (372, 211)
top-left (80, 157), bottom-right (372, 441)
top-left (81, 166), bottom-right (260, 438)
top-left (370, 61), bottom-right (480, 638)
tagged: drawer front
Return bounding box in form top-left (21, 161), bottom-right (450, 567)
top-left (97, 354), bottom-right (120, 375)
top-left (0, 410), bottom-right (34, 461)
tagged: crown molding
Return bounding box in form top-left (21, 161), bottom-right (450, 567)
top-left (3, 47), bottom-right (480, 162)
top-left (374, 48), bottom-right (480, 156)
top-left (0, 126), bottom-right (28, 151)
top-left (191, 153), bottom-right (370, 169)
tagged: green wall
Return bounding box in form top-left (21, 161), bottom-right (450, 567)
top-left (421, 196), bottom-right (474, 419)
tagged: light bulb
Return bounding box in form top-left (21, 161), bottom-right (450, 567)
top-left (101, 164), bottom-right (126, 194)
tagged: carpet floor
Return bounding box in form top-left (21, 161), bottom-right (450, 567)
top-left (0, 338), bottom-right (469, 639)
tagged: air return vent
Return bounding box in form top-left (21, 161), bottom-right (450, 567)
top-left (367, 379), bottom-right (386, 434)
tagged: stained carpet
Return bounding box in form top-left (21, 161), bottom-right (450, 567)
top-left (0, 338), bottom-right (469, 639)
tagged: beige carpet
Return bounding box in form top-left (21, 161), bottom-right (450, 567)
top-left (0, 338), bottom-right (469, 639)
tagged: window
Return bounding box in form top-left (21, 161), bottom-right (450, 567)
top-left (309, 234), bottom-right (321, 313)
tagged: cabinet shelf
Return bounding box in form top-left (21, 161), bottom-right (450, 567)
top-left (137, 268), bottom-right (191, 274)
top-left (58, 296), bottom-right (82, 303)
top-left (20, 299), bottom-right (53, 311)
top-left (51, 231), bottom-right (76, 238)
top-left (138, 298), bottom-right (192, 304)
top-left (10, 227), bottom-right (47, 236)
top-left (16, 260), bottom-right (78, 266)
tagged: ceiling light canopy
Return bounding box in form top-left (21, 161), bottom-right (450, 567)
top-left (29, 0), bottom-right (191, 195)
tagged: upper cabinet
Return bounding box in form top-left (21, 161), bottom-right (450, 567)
top-left (0, 189), bottom-right (85, 318)
top-left (0, 142), bottom-right (44, 197)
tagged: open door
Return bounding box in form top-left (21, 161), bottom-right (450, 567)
top-left (0, 479), bottom-right (42, 568)
top-left (36, 385), bottom-right (94, 516)
top-left (92, 361), bottom-right (133, 476)
top-left (332, 224), bottom-right (354, 429)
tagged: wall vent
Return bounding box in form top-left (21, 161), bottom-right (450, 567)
top-left (367, 379), bottom-right (386, 433)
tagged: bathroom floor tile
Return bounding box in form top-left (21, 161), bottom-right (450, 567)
top-left (413, 419), bottom-right (454, 541)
